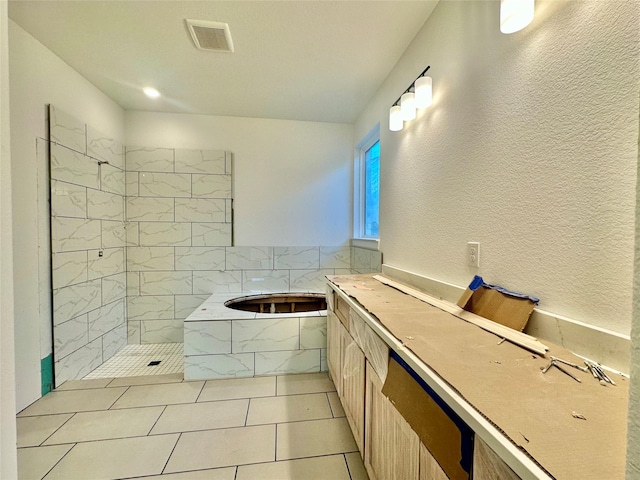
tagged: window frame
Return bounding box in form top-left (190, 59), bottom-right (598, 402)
top-left (354, 125), bottom-right (380, 240)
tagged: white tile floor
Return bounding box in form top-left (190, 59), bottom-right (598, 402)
top-left (84, 343), bottom-right (184, 379)
top-left (16, 372), bottom-right (369, 480)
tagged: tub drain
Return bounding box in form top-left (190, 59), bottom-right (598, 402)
top-left (147, 360), bottom-right (161, 366)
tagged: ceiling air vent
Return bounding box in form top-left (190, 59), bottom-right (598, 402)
top-left (186, 19), bottom-right (234, 53)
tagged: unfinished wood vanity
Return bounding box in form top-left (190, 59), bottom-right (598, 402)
top-left (326, 274), bottom-right (628, 480)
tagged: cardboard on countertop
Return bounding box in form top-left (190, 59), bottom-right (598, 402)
top-left (457, 284), bottom-right (536, 332)
top-left (328, 274), bottom-right (628, 480)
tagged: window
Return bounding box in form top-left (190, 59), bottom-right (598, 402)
top-left (355, 126), bottom-right (380, 239)
top-left (363, 141), bottom-right (380, 237)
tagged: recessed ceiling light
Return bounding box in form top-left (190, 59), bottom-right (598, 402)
top-left (143, 87), bottom-right (160, 98)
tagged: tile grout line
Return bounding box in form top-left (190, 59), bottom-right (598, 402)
top-left (146, 404), bottom-right (168, 437)
top-left (107, 385), bottom-right (130, 410)
top-left (194, 380), bottom-right (206, 403)
top-left (274, 420), bottom-right (278, 463)
top-left (244, 398), bottom-right (251, 427)
top-left (38, 442), bottom-right (77, 480)
top-left (343, 453), bottom-right (355, 480)
top-left (34, 428), bottom-right (176, 449)
top-left (160, 431), bottom-right (182, 475)
top-left (326, 392), bottom-right (336, 418)
top-left (36, 412), bottom-right (77, 447)
top-left (229, 453), bottom-right (363, 478)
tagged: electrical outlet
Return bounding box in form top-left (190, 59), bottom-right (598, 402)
top-left (467, 242), bottom-right (480, 267)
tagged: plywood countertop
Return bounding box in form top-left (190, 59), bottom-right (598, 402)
top-left (327, 274), bottom-right (628, 480)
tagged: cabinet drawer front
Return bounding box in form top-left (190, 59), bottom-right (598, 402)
top-left (335, 295), bottom-right (350, 330)
top-left (364, 323), bottom-right (389, 382)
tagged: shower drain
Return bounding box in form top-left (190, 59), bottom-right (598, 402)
top-left (147, 360), bottom-right (162, 366)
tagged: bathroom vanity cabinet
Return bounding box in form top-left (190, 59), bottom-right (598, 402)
top-left (326, 282), bottom-right (457, 480)
top-left (326, 273), bottom-right (628, 480)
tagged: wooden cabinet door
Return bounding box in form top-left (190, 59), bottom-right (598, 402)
top-left (327, 310), bottom-right (342, 396)
top-left (420, 442), bottom-right (449, 480)
top-left (340, 325), bottom-right (365, 455)
top-left (472, 437), bottom-right (521, 480)
top-left (365, 361), bottom-right (420, 480)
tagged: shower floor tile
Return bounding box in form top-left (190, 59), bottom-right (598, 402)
top-left (83, 343), bottom-right (184, 379)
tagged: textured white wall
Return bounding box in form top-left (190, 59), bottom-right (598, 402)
top-left (1, 2), bottom-right (18, 477)
top-left (9, 21), bottom-right (124, 410)
top-left (627, 109), bottom-right (640, 478)
top-left (356, 0), bottom-right (639, 335)
top-left (125, 112), bottom-right (353, 247)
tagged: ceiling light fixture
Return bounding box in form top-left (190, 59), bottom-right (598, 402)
top-left (500, 0), bottom-right (535, 34)
top-left (143, 87), bottom-right (160, 99)
top-left (388, 66), bottom-right (431, 132)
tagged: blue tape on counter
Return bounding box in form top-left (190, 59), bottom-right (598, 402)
top-left (389, 350), bottom-right (474, 475)
top-left (469, 275), bottom-right (484, 291)
top-left (467, 275), bottom-right (540, 304)
top-left (482, 282), bottom-right (540, 304)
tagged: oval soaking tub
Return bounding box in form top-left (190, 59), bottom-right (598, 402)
top-left (225, 292), bottom-right (327, 314)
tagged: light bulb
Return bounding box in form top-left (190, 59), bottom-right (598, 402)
top-left (389, 105), bottom-right (403, 132)
top-left (414, 76), bottom-right (432, 108)
top-left (500, 0), bottom-right (534, 34)
top-left (400, 92), bottom-right (416, 121)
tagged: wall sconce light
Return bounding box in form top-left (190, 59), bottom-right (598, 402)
top-left (414, 76), bottom-right (432, 108)
top-left (500, 0), bottom-right (535, 34)
top-left (389, 105), bottom-right (403, 132)
top-left (400, 92), bottom-right (416, 121)
top-left (389, 66), bottom-right (431, 132)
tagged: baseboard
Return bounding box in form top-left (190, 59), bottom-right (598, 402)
top-left (381, 264), bottom-right (630, 374)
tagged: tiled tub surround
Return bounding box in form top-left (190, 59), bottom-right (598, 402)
top-left (184, 293), bottom-right (328, 380)
top-left (127, 245), bottom-right (353, 346)
top-left (50, 106), bottom-right (127, 386)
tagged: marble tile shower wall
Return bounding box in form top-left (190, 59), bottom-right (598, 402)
top-left (123, 146), bottom-right (355, 345)
top-left (125, 146), bottom-right (233, 345)
top-left (49, 107), bottom-right (127, 386)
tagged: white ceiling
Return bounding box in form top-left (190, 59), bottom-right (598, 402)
top-left (8, 0), bottom-right (438, 124)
